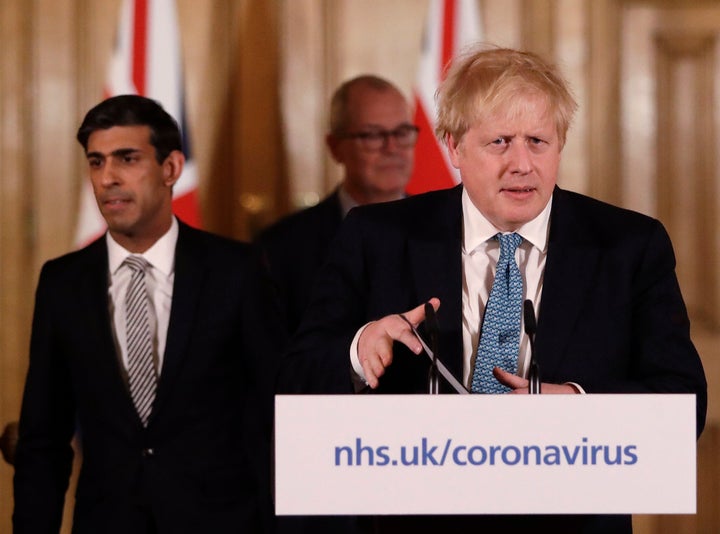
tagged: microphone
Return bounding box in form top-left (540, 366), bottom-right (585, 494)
top-left (424, 302), bottom-right (440, 394)
top-left (523, 300), bottom-right (541, 394)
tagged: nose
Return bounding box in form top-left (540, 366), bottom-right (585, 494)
top-left (382, 134), bottom-right (412, 156)
top-left (380, 132), bottom-right (400, 152)
top-left (97, 160), bottom-right (120, 187)
top-left (508, 142), bottom-right (533, 174)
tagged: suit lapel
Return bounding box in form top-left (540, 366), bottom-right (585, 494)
top-left (535, 188), bottom-right (601, 379)
top-left (152, 223), bottom-right (206, 418)
top-left (79, 238), bottom-right (141, 423)
top-left (408, 186), bottom-right (464, 385)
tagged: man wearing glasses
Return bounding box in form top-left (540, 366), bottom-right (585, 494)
top-left (258, 75), bottom-right (415, 534)
top-left (256, 75), bottom-right (418, 336)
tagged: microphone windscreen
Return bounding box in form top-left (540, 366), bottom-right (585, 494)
top-left (523, 299), bottom-right (537, 334)
top-left (424, 302), bottom-right (436, 326)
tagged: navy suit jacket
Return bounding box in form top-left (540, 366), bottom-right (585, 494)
top-left (255, 190), bottom-right (344, 335)
top-left (279, 185), bottom-right (707, 533)
top-left (14, 222), bottom-right (282, 534)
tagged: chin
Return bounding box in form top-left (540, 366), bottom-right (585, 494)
top-left (510, 213), bottom-right (540, 228)
top-left (375, 178), bottom-right (408, 192)
top-left (106, 220), bottom-right (137, 236)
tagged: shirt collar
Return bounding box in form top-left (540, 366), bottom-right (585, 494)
top-left (461, 187), bottom-right (552, 253)
top-left (107, 217), bottom-right (179, 276)
top-left (337, 183), bottom-right (408, 218)
top-left (337, 184), bottom-right (359, 218)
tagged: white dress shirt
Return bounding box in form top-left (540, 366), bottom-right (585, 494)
top-left (337, 185), bottom-right (360, 218)
top-left (107, 217), bottom-right (178, 377)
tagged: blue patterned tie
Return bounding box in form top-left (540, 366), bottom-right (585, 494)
top-left (471, 232), bottom-right (523, 394)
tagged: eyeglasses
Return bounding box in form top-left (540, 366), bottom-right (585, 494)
top-left (337, 124), bottom-right (420, 150)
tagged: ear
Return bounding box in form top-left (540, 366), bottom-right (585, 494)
top-left (325, 133), bottom-right (343, 163)
top-left (162, 150), bottom-right (185, 187)
top-left (446, 134), bottom-right (462, 169)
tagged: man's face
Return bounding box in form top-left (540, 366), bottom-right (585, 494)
top-left (328, 87), bottom-right (414, 204)
top-left (86, 125), bottom-right (182, 252)
top-left (447, 95), bottom-right (561, 231)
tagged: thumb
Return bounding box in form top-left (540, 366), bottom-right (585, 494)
top-left (403, 297), bottom-right (441, 326)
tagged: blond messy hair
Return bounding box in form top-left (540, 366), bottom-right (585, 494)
top-left (435, 45), bottom-right (578, 148)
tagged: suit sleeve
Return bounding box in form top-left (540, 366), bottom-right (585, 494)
top-left (277, 212), bottom-right (367, 394)
top-left (13, 263), bottom-right (76, 533)
top-left (632, 221), bottom-right (707, 435)
top-left (578, 221), bottom-right (707, 436)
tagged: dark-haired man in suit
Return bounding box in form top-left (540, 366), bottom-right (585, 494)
top-left (13, 94), bottom-right (281, 533)
top-left (279, 46), bottom-right (707, 533)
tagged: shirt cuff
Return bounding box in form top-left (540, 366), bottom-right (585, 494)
top-left (350, 322), bottom-right (373, 392)
top-left (564, 382), bottom-right (585, 394)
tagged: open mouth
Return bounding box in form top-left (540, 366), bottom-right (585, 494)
top-left (502, 187), bottom-right (534, 193)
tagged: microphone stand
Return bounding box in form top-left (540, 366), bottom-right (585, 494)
top-left (523, 300), bottom-right (541, 394)
top-left (425, 302), bottom-right (440, 394)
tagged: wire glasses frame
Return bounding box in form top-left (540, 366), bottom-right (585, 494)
top-left (337, 124), bottom-right (420, 150)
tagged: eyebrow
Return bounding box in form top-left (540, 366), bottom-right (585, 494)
top-left (86, 148), bottom-right (142, 159)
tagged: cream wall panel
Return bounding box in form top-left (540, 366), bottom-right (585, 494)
top-left (618, 3), bottom-right (720, 532)
top-left (176, 0), bottom-right (233, 215)
top-left (0, 1), bottom-right (33, 529)
top-left (482, 0), bottom-right (522, 48)
top-left (32, 0), bottom-right (79, 271)
top-left (521, 0), bottom-right (555, 56)
top-left (621, 5), bottom-right (657, 216)
top-left (555, 0), bottom-right (589, 194)
top-left (280, 0), bottom-right (329, 208)
top-left (331, 0), bottom-right (425, 96)
top-left (587, 0), bottom-right (621, 205)
top-left (234, 0), bottom-right (284, 238)
top-left (656, 34), bottom-right (718, 327)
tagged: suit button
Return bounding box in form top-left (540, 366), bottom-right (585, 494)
top-left (142, 448), bottom-right (155, 457)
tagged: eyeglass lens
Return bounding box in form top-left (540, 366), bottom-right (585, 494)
top-left (346, 125), bottom-right (419, 149)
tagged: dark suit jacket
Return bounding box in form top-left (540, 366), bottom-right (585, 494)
top-left (279, 185), bottom-right (707, 533)
top-left (13, 221), bottom-right (282, 534)
top-left (255, 190), bottom-right (344, 335)
top-left (257, 196), bottom-right (371, 533)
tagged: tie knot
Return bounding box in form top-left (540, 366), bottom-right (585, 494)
top-left (496, 232), bottom-right (522, 257)
top-left (123, 255), bottom-right (150, 274)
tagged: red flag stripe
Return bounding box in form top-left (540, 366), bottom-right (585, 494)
top-left (407, 98), bottom-right (456, 195)
top-left (407, 0), bottom-right (482, 195)
top-left (132, 0), bottom-right (148, 95)
top-left (172, 190), bottom-right (202, 228)
top-left (440, 0), bottom-right (455, 79)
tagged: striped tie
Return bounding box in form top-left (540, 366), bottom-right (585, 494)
top-left (124, 255), bottom-right (157, 426)
top-left (471, 233), bottom-right (524, 394)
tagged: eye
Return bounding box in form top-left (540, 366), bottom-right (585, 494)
top-left (358, 131), bottom-right (382, 142)
top-left (390, 125), bottom-right (419, 146)
top-left (393, 125), bottom-right (416, 137)
top-left (489, 137), bottom-right (508, 146)
top-left (529, 137), bottom-right (545, 145)
top-left (87, 157), bottom-right (102, 168)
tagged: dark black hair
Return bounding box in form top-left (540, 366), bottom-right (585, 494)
top-left (76, 94), bottom-right (182, 163)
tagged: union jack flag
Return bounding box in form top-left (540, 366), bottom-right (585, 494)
top-left (407, 0), bottom-right (483, 195)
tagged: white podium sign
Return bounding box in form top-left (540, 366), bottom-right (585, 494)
top-left (275, 394), bottom-right (696, 515)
